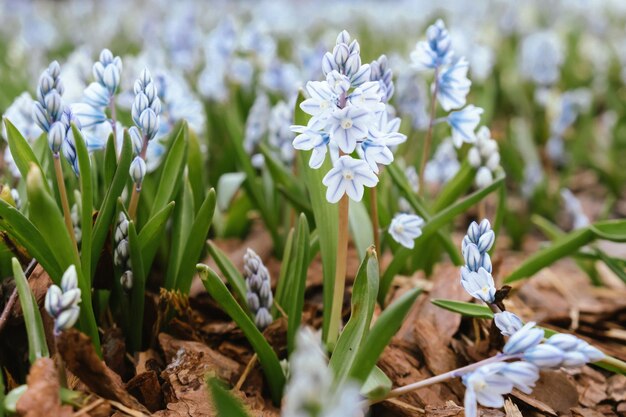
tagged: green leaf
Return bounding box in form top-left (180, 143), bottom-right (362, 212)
top-left (187, 128), bottom-right (206, 213)
top-left (72, 124), bottom-right (93, 282)
top-left (294, 91), bottom-right (338, 342)
top-left (206, 240), bottom-right (248, 307)
top-left (330, 247), bottom-right (379, 387)
top-left (163, 180), bottom-right (194, 290)
top-left (590, 220), bottom-right (626, 242)
top-left (208, 379), bottom-right (252, 417)
top-left (103, 133), bottom-right (116, 186)
top-left (175, 189), bottom-right (216, 293)
top-left (360, 366), bottom-right (392, 400)
top-left (0, 200), bottom-right (63, 279)
top-left (150, 122), bottom-right (188, 218)
top-left (504, 227), bottom-right (595, 283)
top-left (286, 214), bottom-right (310, 354)
top-left (91, 131), bottom-right (132, 280)
top-left (128, 220), bottom-right (146, 352)
top-left (431, 299), bottom-right (494, 319)
top-left (380, 173), bottom-right (504, 304)
top-left (12, 258), bottom-right (49, 363)
top-left (349, 287), bottom-right (421, 383)
top-left (4, 119), bottom-right (48, 191)
top-left (198, 264), bottom-right (285, 404)
top-left (217, 172), bottom-right (246, 212)
top-left (349, 201), bottom-right (374, 262)
top-left (273, 227), bottom-right (295, 318)
top-left (138, 202), bottom-right (175, 280)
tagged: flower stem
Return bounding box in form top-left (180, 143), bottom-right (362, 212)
top-left (368, 353), bottom-right (514, 406)
top-left (327, 193), bottom-right (350, 348)
top-left (53, 154), bottom-right (79, 258)
top-left (419, 67), bottom-right (440, 196)
top-left (370, 187), bottom-right (380, 263)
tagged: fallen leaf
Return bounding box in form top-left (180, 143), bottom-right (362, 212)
top-left (15, 357), bottom-right (73, 417)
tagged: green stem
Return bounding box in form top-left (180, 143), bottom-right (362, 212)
top-left (327, 193), bottom-right (350, 349)
top-left (419, 67), bottom-right (440, 196)
top-left (53, 155), bottom-right (79, 259)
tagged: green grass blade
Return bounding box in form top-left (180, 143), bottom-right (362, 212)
top-left (72, 124), bottom-right (93, 281)
top-left (138, 201), bottom-right (175, 274)
top-left (198, 264), bottom-right (285, 404)
top-left (12, 258), bottom-right (49, 363)
top-left (208, 378), bottom-right (252, 417)
top-left (0, 200), bottom-right (63, 278)
top-left (286, 214), bottom-right (310, 354)
top-left (361, 366), bottom-right (392, 400)
top-left (206, 241), bottom-right (248, 307)
top-left (150, 122), bottom-right (188, 218)
top-left (330, 247), bottom-right (379, 387)
top-left (128, 221), bottom-right (146, 352)
top-left (349, 201), bottom-right (374, 262)
top-left (4, 119), bottom-right (49, 192)
top-left (91, 130), bottom-right (132, 280)
top-left (431, 299), bottom-right (494, 319)
top-left (164, 180), bottom-right (194, 290)
top-left (273, 227), bottom-right (294, 318)
top-left (175, 189), bottom-right (216, 293)
top-left (348, 287), bottom-right (421, 383)
top-left (187, 128), bottom-right (206, 213)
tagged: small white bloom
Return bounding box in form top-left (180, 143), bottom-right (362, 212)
top-left (447, 105), bottom-right (483, 148)
top-left (322, 156), bottom-right (378, 203)
top-left (462, 363), bottom-right (513, 417)
top-left (460, 267), bottom-right (496, 304)
top-left (328, 106), bottom-right (371, 154)
top-left (389, 213), bottom-right (424, 249)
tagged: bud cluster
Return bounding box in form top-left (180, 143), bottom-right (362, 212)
top-left (44, 265), bottom-right (81, 335)
top-left (132, 68), bottom-right (161, 142)
top-left (32, 61), bottom-right (65, 134)
top-left (460, 219), bottom-right (496, 304)
top-left (467, 126), bottom-right (500, 188)
top-left (113, 212), bottom-right (133, 291)
top-left (243, 248), bottom-right (273, 330)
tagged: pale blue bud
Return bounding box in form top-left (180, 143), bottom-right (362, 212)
top-left (120, 270), bottom-right (133, 291)
top-left (523, 344), bottom-right (564, 368)
top-left (255, 307), bottom-right (273, 330)
top-left (84, 83), bottom-right (110, 108)
top-left (464, 243), bottom-right (482, 272)
top-left (48, 122), bottom-right (65, 153)
top-left (247, 292), bottom-right (260, 312)
top-left (45, 285), bottom-right (63, 317)
top-left (128, 126), bottom-right (144, 155)
top-left (103, 65), bottom-right (120, 94)
top-left (60, 265), bottom-right (78, 292)
top-left (33, 102), bottom-right (50, 132)
top-left (336, 30), bottom-right (351, 45)
top-left (503, 322), bottom-right (544, 355)
top-left (129, 157), bottom-right (147, 187)
top-left (477, 230), bottom-right (495, 253)
top-left (499, 362), bottom-right (540, 394)
top-left (333, 44), bottom-right (349, 68)
top-left (54, 307), bottom-right (80, 333)
top-left (44, 91), bottom-right (62, 121)
top-left (139, 109), bottom-right (159, 140)
top-left (494, 311), bottom-right (524, 337)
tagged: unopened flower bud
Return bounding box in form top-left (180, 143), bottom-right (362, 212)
top-left (129, 157), bottom-right (147, 188)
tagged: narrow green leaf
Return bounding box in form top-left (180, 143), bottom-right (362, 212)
top-left (0, 200), bottom-right (63, 278)
top-left (91, 131), bottom-right (132, 280)
top-left (72, 124), bottom-right (93, 281)
top-left (349, 201), bottom-right (374, 262)
top-left (198, 264), bottom-right (285, 404)
top-left (431, 299), bottom-right (494, 319)
top-left (217, 172), bottom-right (246, 212)
top-left (128, 220), bottom-right (146, 352)
top-left (4, 119), bottom-right (49, 191)
top-left (208, 379), bottom-right (252, 417)
top-left (591, 219), bottom-right (626, 242)
top-left (103, 133), bottom-right (116, 186)
top-left (294, 91), bottom-right (338, 342)
top-left (12, 258), bottom-right (49, 363)
top-left (349, 287), bottom-right (421, 383)
top-left (151, 122), bottom-right (188, 218)
top-left (138, 202), bottom-right (175, 278)
top-left (361, 366), bottom-right (392, 400)
top-left (286, 214), bottom-right (310, 353)
top-left (187, 128), bottom-right (206, 213)
top-left (163, 180), bottom-right (194, 289)
top-left (273, 228), bottom-right (295, 317)
top-left (175, 189), bottom-right (216, 293)
top-left (207, 240), bottom-right (248, 307)
top-left (330, 247), bottom-right (379, 387)
top-left (504, 227), bottom-right (595, 283)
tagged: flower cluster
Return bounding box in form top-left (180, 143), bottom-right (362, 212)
top-left (32, 61), bottom-right (64, 134)
top-left (113, 212), bottom-right (133, 291)
top-left (411, 20), bottom-right (483, 147)
top-left (460, 219), bottom-right (496, 304)
top-left (388, 213), bottom-right (424, 249)
top-left (467, 126), bottom-right (500, 188)
top-left (291, 30), bottom-right (406, 204)
top-left (281, 327), bottom-right (363, 417)
top-left (462, 314), bottom-right (605, 417)
top-left (44, 265), bottom-right (81, 335)
top-left (244, 248), bottom-right (273, 330)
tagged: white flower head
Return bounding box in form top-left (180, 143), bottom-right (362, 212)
top-left (389, 213), bottom-right (424, 249)
top-left (322, 156), bottom-right (378, 203)
top-left (460, 266), bottom-right (496, 304)
top-left (447, 105), bottom-right (483, 148)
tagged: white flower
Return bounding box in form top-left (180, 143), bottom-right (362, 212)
top-left (462, 363), bottom-right (513, 417)
top-left (389, 213), bottom-right (424, 249)
top-left (291, 127), bottom-right (330, 169)
top-left (328, 106), bottom-right (371, 153)
top-left (494, 311), bottom-right (524, 337)
top-left (447, 105), bottom-right (483, 148)
top-left (460, 267), bottom-right (496, 304)
top-left (322, 156), bottom-right (378, 203)
top-left (300, 80), bottom-right (339, 127)
top-left (436, 57), bottom-right (471, 111)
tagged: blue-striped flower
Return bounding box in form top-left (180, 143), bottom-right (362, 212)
top-left (411, 19), bottom-right (453, 71)
top-left (322, 156), bottom-right (378, 203)
top-left (389, 213), bottom-right (424, 249)
top-left (436, 57), bottom-right (471, 111)
top-left (447, 105), bottom-right (483, 148)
